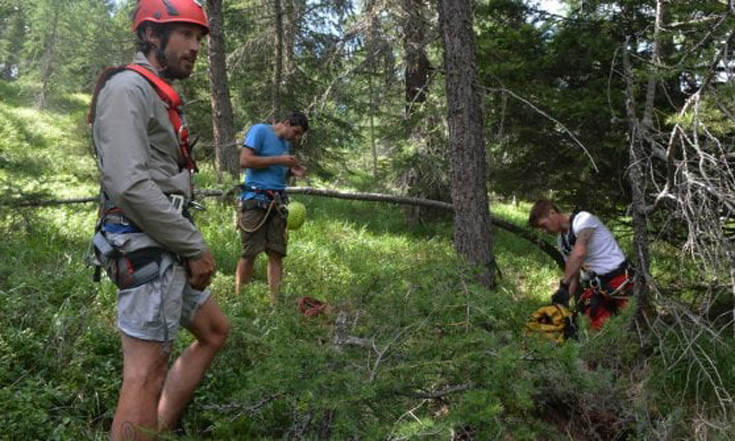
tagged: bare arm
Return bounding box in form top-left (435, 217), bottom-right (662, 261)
top-left (239, 146), bottom-right (303, 170)
top-left (562, 228), bottom-right (593, 286)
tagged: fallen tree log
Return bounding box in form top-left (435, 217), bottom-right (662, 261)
top-left (206, 186), bottom-right (565, 268)
top-left (6, 186), bottom-right (564, 268)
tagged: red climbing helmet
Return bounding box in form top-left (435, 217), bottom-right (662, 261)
top-left (131, 0), bottom-right (209, 35)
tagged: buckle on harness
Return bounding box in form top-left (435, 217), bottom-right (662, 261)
top-left (106, 213), bottom-right (130, 226)
top-left (169, 194), bottom-right (185, 214)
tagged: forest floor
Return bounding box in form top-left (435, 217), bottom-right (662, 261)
top-left (1, 81), bottom-right (733, 440)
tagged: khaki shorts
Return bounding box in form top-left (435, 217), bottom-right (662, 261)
top-left (117, 258), bottom-right (210, 343)
top-left (238, 206), bottom-right (288, 258)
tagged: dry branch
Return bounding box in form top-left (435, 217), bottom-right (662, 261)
top-left (400, 383), bottom-right (474, 399)
top-left (286, 187), bottom-right (565, 268)
top-left (4, 186), bottom-right (565, 268)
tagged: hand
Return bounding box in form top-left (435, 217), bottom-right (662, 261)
top-left (281, 155), bottom-right (303, 168)
top-left (551, 281), bottom-right (570, 306)
top-left (187, 251), bottom-right (216, 290)
top-left (290, 164), bottom-right (307, 177)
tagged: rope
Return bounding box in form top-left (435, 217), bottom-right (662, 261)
top-left (298, 296), bottom-right (329, 317)
top-left (238, 199), bottom-right (277, 233)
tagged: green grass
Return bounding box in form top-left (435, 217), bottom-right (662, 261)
top-left (1, 82), bottom-right (734, 440)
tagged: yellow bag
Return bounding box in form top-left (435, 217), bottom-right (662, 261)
top-left (525, 304), bottom-right (574, 344)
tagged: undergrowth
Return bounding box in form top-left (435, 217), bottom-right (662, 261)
top-left (1, 82), bottom-right (733, 440)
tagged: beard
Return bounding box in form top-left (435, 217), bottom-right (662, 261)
top-left (160, 51), bottom-right (195, 80)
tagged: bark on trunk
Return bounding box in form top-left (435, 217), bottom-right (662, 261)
top-left (284, 0), bottom-right (297, 93)
top-left (37, 6), bottom-right (60, 109)
top-left (207, 0), bottom-right (239, 180)
top-left (366, 0), bottom-right (380, 176)
top-left (273, 0), bottom-right (284, 119)
top-left (2, 13), bottom-right (25, 80)
top-left (439, 0), bottom-right (496, 288)
top-left (621, 1), bottom-right (666, 316)
top-left (403, 0), bottom-right (431, 136)
top-left (622, 34), bottom-right (653, 317)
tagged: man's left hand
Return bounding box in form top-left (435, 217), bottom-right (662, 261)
top-left (551, 281), bottom-right (570, 306)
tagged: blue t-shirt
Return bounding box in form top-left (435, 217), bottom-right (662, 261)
top-left (241, 124), bottom-right (291, 201)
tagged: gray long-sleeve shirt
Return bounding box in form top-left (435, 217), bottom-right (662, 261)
top-left (93, 52), bottom-right (208, 259)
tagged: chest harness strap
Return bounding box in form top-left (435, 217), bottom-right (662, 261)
top-left (125, 64), bottom-right (198, 174)
top-left (559, 209), bottom-right (581, 258)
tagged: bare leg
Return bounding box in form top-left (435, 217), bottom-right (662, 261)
top-left (235, 257), bottom-right (255, 296)
top-left (111, 335), bottom-right (169, 441)
top-left (157, 297), bottom-right (230, 431)
top-left (266, 251), bottom-right (284, 301)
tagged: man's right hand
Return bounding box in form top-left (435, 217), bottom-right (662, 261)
top-left (187, 251), bottom-right (216, 290)
top-left (281, 155), bottom-right (303, 169)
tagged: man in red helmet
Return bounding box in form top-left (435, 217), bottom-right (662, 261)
top-left (89, 1), bottom-right (229, 439)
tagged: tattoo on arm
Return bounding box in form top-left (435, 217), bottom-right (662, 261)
top-left (576, 228), bottom-right (594, 247)
top-left (121, 421), bottom-right (140, 441)
top-left (564, 229), bottom-right (594, 285)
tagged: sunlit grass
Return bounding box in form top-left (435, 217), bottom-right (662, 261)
top-left (0, 92), bottom-right (97, 199)
top-left (3, 85), bottom-right (733, 440)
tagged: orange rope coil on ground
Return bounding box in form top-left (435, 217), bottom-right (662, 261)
top-left (298, 296), bottom-right (329, 317)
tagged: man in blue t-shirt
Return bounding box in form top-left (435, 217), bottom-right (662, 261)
top-left (235, 111), bottom-right (309, 299)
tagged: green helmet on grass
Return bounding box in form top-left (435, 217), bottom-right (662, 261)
top-left (287, 201), bottom-right (307, 230)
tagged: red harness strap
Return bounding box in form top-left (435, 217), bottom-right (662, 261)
top-left (126, 64), bottom-right (198, 174)
top-left (580, 273), bottom-right (633, 330)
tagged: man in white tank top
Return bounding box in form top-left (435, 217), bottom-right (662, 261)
top-left (528, 199), bottom-right (633, 330)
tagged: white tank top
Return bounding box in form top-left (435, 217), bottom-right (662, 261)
top-left (557, 211), bottom-right (627, 275)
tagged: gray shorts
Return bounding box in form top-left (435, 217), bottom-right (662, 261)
top-left (117, 260), bottom-right (210, 342)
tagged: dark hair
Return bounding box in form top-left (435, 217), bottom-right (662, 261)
top-left (283, 111), bottom-right (309, 132)
top-left (528, 199), bottom-right (561, 228)
top-left (135, 22), bottom-right (172, 57)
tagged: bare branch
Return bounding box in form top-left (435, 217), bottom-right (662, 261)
top-left (399, 383), bottom-right (474, 399)
top-left (482, 86), bottom-right (599, 173)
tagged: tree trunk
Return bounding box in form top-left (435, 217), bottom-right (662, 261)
top-left (365, 0), bottom-right (380, 176)
top-left (283, 0), bottom-right (297, 96)
top-left (622, 45), bottom-right (651, 319)
top-left (439, 0), bottom-right (496, 288)
top-left (2, 11), bottom-right (25, 80)
top-left (620, 0), bottom-right (666, 319)
top-left (403, 0), bottom-right (431, 136)
top-left (273, 0), bottom-right (284, 119)
top-left (36, 5), bottom-right (60, 109)
top-left (207, 0), bottom-right (239, 180)
top-left (368, 72), bottom-right (378, 177)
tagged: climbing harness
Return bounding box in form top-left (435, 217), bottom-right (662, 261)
top-left (86, 189), bottom-right (195, 288)
top-left (559, 209), bottom-right (581, 258)
top-left (237, 187), bottom-right (289, 233)
top-left (578, 261), bottom-right (635, 330)
top-left (86, 63), bottom-right (199, 288)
